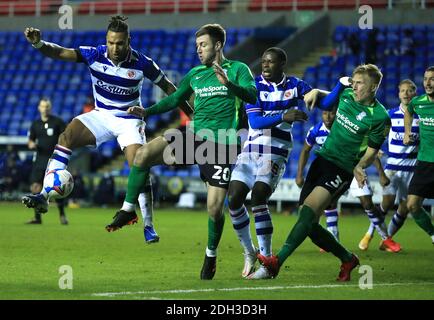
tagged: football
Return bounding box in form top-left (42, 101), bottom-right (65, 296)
top-left (43, 169), bottom-right (74, 200)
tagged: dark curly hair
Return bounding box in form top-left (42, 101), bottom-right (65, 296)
top-left (107, 15), bottom-right (129, 35)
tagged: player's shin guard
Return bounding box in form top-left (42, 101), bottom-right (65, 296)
top-left (253, 205), bottom-right (273, 257)
top-left (309, 223), bottom-right (353, 262)
top-left (277, 205), bottom-right (316, 264)
top-left (412, 207), bottom-right (434, 237)
top-left (229, 205), bottom-right (255, 254)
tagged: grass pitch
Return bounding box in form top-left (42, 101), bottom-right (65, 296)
top-left (0, 202), bottom-right (433, 300)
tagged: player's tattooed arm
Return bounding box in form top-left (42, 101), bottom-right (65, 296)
top-left (24, 27), bottom-right (77, 62)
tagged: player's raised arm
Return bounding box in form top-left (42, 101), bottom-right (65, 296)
top-left (24, 27), bottom-right (78, 62)
top-left (305, 77), bottom-right (352, 111)
top-left (155, 77), bottom-right (194, 119)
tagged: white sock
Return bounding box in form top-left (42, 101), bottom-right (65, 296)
top-left (253, 204), bottom-right (273, 257)
top-left (367, 222), bottom-right (375, 237)
top-left (206, 247), bottom-right (216, 257)
top-left (138, 186), bottom-right (153, 227)
top-left (366, 209), bottom-right (388, 240)
top-left (324, 208), bottom-right (339, 240)
top-left (229, 205), bottom-right (256, 254)
top-left (41, 145), bottom-right (72, 200)
top-left (46, 145), bottom-right (71, 173)
top-left (121, 201), bottom-right (135, 212)
top-left (388, 211), bottom-right (407, 237)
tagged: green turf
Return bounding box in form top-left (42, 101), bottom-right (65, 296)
top-left (0, 202), bottom-right (433, 300)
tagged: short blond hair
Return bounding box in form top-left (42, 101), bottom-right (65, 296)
top-left (352, 64), bottom-right (383, 85)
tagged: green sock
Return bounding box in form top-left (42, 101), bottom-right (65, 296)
top-left (207, 214), bottom-right (225, 252)
top-left (412, 207), bottom-right (434, 236)
top-left (277, 205), bottom-right (316, 265)
top-left (125, 166), bottom-right (149, 204)
top-left (309, 223), bottom-right (353, 262)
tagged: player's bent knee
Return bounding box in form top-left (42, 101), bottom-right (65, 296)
top-left (208, 202), bottom-right (224, 218)
top-left (133, 146), bottom-right (151, 167)
top-left (227, 191), bottom-right (243, 210)
top-left (407, 201), bottom-right (420, 214)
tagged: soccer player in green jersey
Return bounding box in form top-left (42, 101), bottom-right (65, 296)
top-left (105, 24), bottom-right (257, 279)
top-left (404, 66), bottom-right (434, 245)
top-left (254, 64), bottom-right (391, 281)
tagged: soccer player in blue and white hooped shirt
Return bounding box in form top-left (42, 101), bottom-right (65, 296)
top-left (22, 16), bottom-right (192, 242)
top-left (358, 79), bottom-right (428, 249)
top-left (227, 47), bottom-right (325, 279)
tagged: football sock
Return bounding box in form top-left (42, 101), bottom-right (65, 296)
top-left (365, 208), bottom-right (388, 240)
top-left (46, 145), bottom-right (71, 172)
top-left (366, 222), bottom-right (375, 237)
top-left (138, 184), bottom-right (153, 227)
top-left (123, 166), bottom-right (149, 211)
top-left (207, 213), bottom-right (225, 253)
top-left (309, 223), bottom-right (353, 262)
top-left (42, 145), bottom-right (72, 199)
top-left (366, 205), bottom-right (387, 237)
top-left (388, 211), bottom-right (407, 237)
top-left (277, 205), bottom-right (316, 265)
top-left (412, 207), bottom-right (434, 236)
top-left (253, 205), bottom-right (273, 257)
top-left (324, 208), bottom-right (339, 241)
top-left (229, 205), bottom-right (255, 254)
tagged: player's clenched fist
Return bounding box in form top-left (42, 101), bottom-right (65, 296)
top-left (24, 27), bottom-right (41, 45)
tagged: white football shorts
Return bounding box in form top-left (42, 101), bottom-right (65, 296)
top-left (75, 110), bottom-right (146, 150)
top-left (349, 176), bottom-right (373, 197)
top-left (382, 169), bottom-right (414, 202)
top-left (230, 152), bottom-right (287, 192)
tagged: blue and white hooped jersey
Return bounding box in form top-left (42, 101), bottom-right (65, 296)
top-left (78, 45), bottom-right (164, 118)
top-left (305, 122), bottom-right (330, 148)
top-left (243, 75), bottom-right (312, 159)
top-left (385, 105), bottom-right (419, 172)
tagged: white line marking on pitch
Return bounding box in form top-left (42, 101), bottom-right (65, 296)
top-left (92, 282), bottom-right (434, 297)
